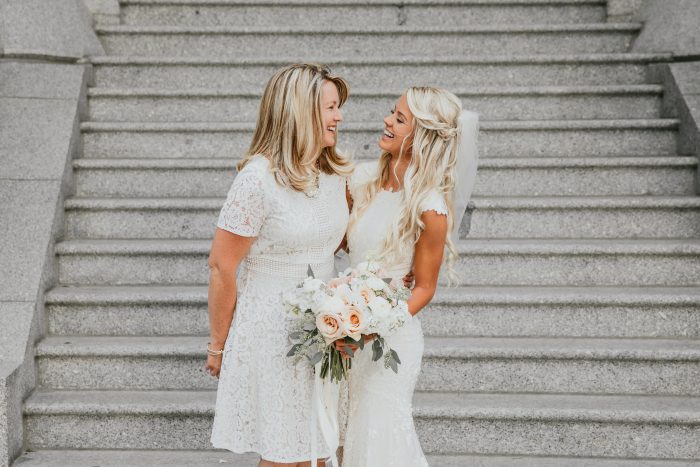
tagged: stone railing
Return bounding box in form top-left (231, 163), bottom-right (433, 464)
top-left (0, 1), bottom-right (105, 465)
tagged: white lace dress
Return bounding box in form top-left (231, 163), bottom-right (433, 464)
top-left (210, 156), bottom-right (349, 462)
top-left (342, 161), bottom-right (447, 467)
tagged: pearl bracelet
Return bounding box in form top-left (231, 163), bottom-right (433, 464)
top-left (207, 343), bottom-right (225, 356)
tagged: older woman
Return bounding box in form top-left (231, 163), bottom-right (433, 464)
top-left (206, 63), bottom-right (352, 467)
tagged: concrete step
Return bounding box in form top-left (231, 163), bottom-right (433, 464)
top-left (13, 450), bottom-right (700, 467)
top-left (35, 335), bottom-right (700, 395)
top-left (12, 449), bottom-right (259, 466)
top-left (13, 449), bottom-right (700, 467)
top-left (467, 196), bottom-right (700, 239)
top-left (44, 285), bottom-right (700, 338)
top-left (71, 156), bottom-right (698, 198)
top-left (86, 85), bottom-right (664, 122)
top-left (91, 53), bottom-right (672, 90)
top-left (54, 239), bottom-right (700, 287)
top-left (62, 195), bottom-right (700, 240)
top-left (95, 23), bottom-right (641, 57)
top-left (23, 390), bottom-right (700, 458)
top-left (121, 0), bottom-right (607, 28)
top-left (80, 119), bottom-right (679, 159)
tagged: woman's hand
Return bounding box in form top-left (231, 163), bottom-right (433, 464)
top-left (204, 353), bottom-right (223, 378)
top-left (334, 339), bottom-right (359, 359)
top-left (402, 268), bottom-right (415, 288)
top-left (335, 334), bottom-right (378, 358)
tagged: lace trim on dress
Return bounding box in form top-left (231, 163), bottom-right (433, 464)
top-left (217, 161), bottom-right (267, 237)
top-left (420, 189), bottom-right (448, 217)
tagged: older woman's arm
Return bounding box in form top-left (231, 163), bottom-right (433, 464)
top-left (407, 211), bottom-right (448, 316)
top-left (204, 228), bottom-right (255, 378)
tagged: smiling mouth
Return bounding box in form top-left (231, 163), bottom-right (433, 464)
top-left (327, 126), bottom-right (337, 133)
top-left (383, 129), bottom-right (395, 139)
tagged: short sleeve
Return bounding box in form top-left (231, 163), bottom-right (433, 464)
top-left (348, 160), bottom-right (378, 204)
top-left (216, 159), bottom-right (268, 237)
top-left (421, 189), bottom-right (448, 216)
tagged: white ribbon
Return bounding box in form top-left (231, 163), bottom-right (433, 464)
top-left (310, 360), bottom-right (340, 467)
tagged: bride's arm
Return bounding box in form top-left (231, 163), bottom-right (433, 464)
top-left (205, 229), bottom-right (254, 377)
top-left (406, 210), bottom-right (448, 316)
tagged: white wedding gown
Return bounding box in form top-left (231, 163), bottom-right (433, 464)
top-left (342, 161), bottom-right (447, 467)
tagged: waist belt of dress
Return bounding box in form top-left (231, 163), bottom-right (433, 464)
top-left (243, 256), bottom-right (335, 280)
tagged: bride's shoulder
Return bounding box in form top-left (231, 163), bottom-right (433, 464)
top-left (347, 160), bottom-right (378, 202)
top-left (421, 189), bottom-right (448, 217)
top-left (349, 160), bottom-right (378, 187)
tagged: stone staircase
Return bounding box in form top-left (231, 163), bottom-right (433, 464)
top-left (14, 0), bottom-right (700, 465)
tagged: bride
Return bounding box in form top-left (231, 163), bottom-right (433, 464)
top-left (341, 87), bottom-right (479, 466)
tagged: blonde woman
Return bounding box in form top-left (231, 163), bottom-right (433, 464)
top-left (206, 63), bottom-right (351, 467)
top-left (341, 87), bottom-right (479, 466)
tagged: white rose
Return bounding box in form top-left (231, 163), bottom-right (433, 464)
top-left (324, 295), bottom-right (347, 316)
top-left (302, 277), bottom-right (324, 293)
top-left (365, 276), bottom-right (388, 292)
top-left (368, 296), bottom-right (391, 318)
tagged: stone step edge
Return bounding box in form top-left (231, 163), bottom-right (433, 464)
top-left (35, 335), bottom-right (700, 361)
top-left (23, 390), bottom-right (700, 424)
top-left (80, 119), bottom-right (681, 132)
top-left (43, 284), bottom-right (700, 306)
top-left (121, 0), bottom-right (606, 7)
top-left (71, 156), bottom-right (699, 170)
top-left (88, 52), bottom-right (673, 65)
top-left (87, 85), bottom-right (664, 98)
top-left (94, 23), bottom-right (642, 34)
top-left (54, 238), bottom-right (700, 256)
top-left (13, 450), bottom-right (700, 467)
top-left (62, 196), bottom-right (700, 211)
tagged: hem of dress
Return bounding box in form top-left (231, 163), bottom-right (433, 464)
top-left (211, 439), bottom-right (331, 464)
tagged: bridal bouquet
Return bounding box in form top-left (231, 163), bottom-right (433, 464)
top-left (283, 262), bottom-right (412, 382)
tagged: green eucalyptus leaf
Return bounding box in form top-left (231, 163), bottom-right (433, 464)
top-left (286, 344), bottom-right (301, 357)
top-left (390, 349), bottom-right (401, 364)
top-left (389, 357), bottom-right (399, 373)
top-left (308, 351), bottom-right (323, 366)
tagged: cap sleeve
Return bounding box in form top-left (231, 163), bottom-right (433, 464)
top-left (421, 189), bottom-right (448, 217)
top-left (216, 158), bottom-right (269, 237)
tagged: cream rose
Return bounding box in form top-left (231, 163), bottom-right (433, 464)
top-left (342, 304), bottom-right (367, 341)
top-left (316, 310), bottom-right (345, 344)
top-left (357, 284), bottom-right (376, 305)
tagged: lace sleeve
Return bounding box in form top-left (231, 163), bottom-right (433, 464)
top-left (217, 162), bottom-right (268, 237)
top-left (421, 189), bottom-right (448, 216)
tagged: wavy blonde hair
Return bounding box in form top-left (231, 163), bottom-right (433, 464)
top-left (238, 63), bottom-right (352, 190)
top-left (349, 87), bottom-right (462, 284)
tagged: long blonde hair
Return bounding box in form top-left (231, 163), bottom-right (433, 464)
top-left (239, 63), bottom-right (352, 190)
top-left (349, 87), bottom-right (462, 284)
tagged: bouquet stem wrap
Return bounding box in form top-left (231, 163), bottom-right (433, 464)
top-left (310, 359), bottom-right (340, 467)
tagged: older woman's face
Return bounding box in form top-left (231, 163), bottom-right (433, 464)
top-left (379, 92), bottom-right (413, 157)
top-left (321, 80), bottom-right (343, 148)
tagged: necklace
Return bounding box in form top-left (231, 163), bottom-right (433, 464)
top-left (303, 173), bottom-right (320, 198)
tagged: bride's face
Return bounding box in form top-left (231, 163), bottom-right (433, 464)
top-left (379, 92), bottom-right (413, 157)
top-left (321, 80), bottom-right (343, 149)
